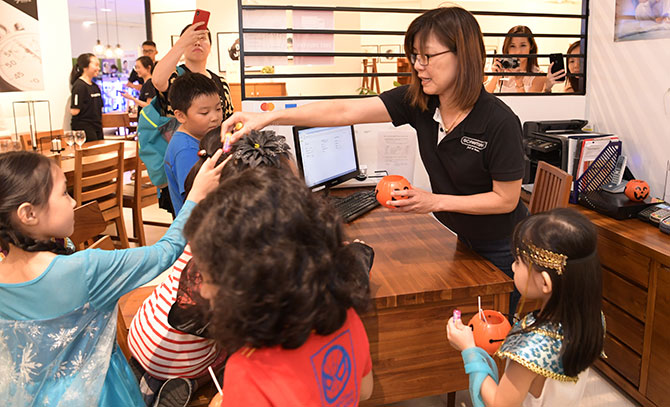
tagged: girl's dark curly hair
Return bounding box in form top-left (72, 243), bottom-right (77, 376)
top-left (0, 151), bottom-right (73, 255)
top-left (184, 166), bottom-right (371, 353)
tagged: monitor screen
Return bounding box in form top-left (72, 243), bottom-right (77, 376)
top-left (293, 125), bottom-right (360, 189)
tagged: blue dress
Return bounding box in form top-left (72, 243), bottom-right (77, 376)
top-left (0, 201), bottom-right (195, 406)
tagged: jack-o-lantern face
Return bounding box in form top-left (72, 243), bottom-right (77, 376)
top-left (624, 180), bottom-right (650, 202)
top-left (468, 310), bottom-right (512, 355)
top-left (375, 175), bottom-right (412, 208)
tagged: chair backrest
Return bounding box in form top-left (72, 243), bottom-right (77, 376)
top-left (73, 142), bottom-right (125, 214)
top-left (529, 161), bottom-right (573, 214)
top-left (102, 112), bottom-right (131, 128)
top-left (89, 235), bottom-right (115, 250)
top-left (19, 130), bottom-right (64, 151)
top-left (70, 201), bottom-right (107, 247)
top-left (132, 141), bottom-right (159, 205)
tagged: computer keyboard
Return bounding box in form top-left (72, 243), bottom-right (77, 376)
top-left (331, 190), bottom-right (380, 223)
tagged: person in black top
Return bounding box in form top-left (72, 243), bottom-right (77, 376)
top-left (222, 6), bottom-right (528, 316)
top-left (153, 23), bottom-right (234, 120)
top-left (121, 56), bottom-right (156, 115)
top-left (126, 41), bottom-right (159, 91)
top-left (70, 53), bottom-right (103, 142)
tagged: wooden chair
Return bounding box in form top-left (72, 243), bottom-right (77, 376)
top-left (528, 161), bottom-right (573, 215)
top-left (102, 112), bottom-right (133, 139)
top-left (70, 201), bottom-right (108, 249)
top-left (73, 142), bottom-right (130, 248)
top-left (19, 130), bottom-right (64, 151)
top-left (123, 142), bottom-right (171, 246)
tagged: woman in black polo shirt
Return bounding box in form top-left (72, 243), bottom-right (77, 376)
top-left (120, 56), bottom-right (156, 115)
top-left (222, 7), bottom-right (527, 315)
top-left (69, 53), bottom-right (103, 142)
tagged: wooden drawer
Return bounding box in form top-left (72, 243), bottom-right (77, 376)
top-left (602, 268), bottom-right (647, 322)
top-left (602, 334), bottom-right (641, 387)
top-left (598, 235), bottom-right (650, 288)
top-left (602, 299), bottom-right (644, 355)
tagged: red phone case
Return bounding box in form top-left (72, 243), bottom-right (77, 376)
top-left (193, 9), bottom-right (210, 31)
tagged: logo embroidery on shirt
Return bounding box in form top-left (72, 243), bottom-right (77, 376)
top-left (461, 136), bottom-right (488, 152)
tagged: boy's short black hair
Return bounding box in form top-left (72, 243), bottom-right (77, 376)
top-left (142, 40), bottom-right (157, 48)
top-left (168, 72), bottom-right (220, 113)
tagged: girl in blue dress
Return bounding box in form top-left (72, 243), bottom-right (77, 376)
top-left (0, 149), bottom-right (225, 406)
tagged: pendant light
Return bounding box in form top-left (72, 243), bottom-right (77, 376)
top-left (113, 0), bottom-right (124, 57)
top-left (93, 0), bottom-right (104, 55)
top-left (103, 0), bottom-right (114, 58)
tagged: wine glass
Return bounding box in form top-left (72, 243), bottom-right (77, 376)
top-left (63, 131), bottom-right (75, 157)
top-left (74, 130), bottom-right (86, 149)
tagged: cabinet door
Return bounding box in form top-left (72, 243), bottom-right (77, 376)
top-left (646, 263), bottom-right (670, 406)
top-left (229, 83), bottom-right (242, 112)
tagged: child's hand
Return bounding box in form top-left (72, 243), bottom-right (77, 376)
top-left (208, 393), bottom-right (222, 407)
top-left (446, 316), bottom-right (476, 351)
top-left (220, 112), bottom-right (269, 144)
top-left (187, 149), bottom-right (230, 203)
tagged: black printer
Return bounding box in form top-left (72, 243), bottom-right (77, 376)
top-left (522, 120), bottom-right (612, 183)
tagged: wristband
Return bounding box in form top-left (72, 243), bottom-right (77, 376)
top-left (461, 347), bottom-right (499, 407)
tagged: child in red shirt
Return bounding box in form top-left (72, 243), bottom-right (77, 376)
top-left (184, 166), bottom-right (374, 407)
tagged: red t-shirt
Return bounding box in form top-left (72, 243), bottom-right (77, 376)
top-left (222, 308), bottom-right (372, 406)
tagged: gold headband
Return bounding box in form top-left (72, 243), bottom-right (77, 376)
top-left (517, 241), bottom-right (567, 275)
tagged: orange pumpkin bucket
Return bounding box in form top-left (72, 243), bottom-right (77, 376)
top-left (375, 175), bottom-right (412, 208)
top-left (624, 179), bottom-right (650, 202)
top-left (468, 310), bottom-right (512, 355)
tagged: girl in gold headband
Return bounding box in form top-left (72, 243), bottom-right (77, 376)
top-left (447, 207), bottom-right (604, 407)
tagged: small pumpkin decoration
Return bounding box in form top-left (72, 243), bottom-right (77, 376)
top-left (375, 175), bottom-right (412, 208)
top-left (624, 179), bottom-right (650, 202)
top-left (468, 310), bottom-right (512, 355)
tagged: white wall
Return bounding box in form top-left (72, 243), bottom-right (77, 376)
top-left (0, 0), bottom-right (73, 138)
top-left (587, 1), bottom-right (670, 199)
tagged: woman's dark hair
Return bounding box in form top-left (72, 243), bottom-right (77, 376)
top-left (0, 152), bottom-right (73, 255)
top-left (69, 53), bottom-right (95, 85)
top-left (566, 41), bottom-right (581, 92)
top-left (512, 207), bottom-right (603, 377)
top-left (502, 25), bottom-right (539, 73)
top-left (136, 56), bottom-right (154, 71)
top-left (404, 6), bottom-right (485, 111)
top-left (183, 127), bottom-right (293, 195)
top-left (168, 72), bottom-right (219, 113)
top-left (180, 24), bottom-right (212, 43)
top-left (184, 166), bottom-right (370, 353)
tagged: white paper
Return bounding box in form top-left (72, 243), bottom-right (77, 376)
top-left (292, 10), bottom-right (334, 65)
top-left (576, 136), bottom-right (619, 179)
top-left (377, 129), bottom-right (416, 182)
top-left (242, 10), bottom-right (287, 66)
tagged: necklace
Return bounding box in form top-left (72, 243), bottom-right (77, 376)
top-left (443, 110), bottom-right (466, 133)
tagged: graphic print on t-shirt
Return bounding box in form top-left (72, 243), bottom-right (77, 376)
top-left (310, 330), bottom-right (358, 407)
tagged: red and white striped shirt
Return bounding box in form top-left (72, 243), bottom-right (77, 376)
top-left (128, 245), bottom-right (220, 379)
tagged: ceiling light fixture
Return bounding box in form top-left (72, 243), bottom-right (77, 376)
top-left (103, 0), bottom-right (113, 58)
top-left (93, 0), bottom-right (104, 55)
top-left (114, 0), bottom-right (123, 57)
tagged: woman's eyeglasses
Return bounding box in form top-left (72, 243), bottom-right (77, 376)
top-left (409, 50), bottom-right (452, 66)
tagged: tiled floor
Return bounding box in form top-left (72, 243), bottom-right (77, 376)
top-left (119, 204), bottom-right (639, 407)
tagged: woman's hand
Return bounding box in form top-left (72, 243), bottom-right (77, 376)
top-left (120, 91), bottom-right (134, 101)
top-left (543, 62), bottom-right (565, 93)
top-left (175, 22), bottom-right (208, 51)
top-left (386, 187), bottom-right (442, 214)
top-left (446, 316), bottom-right (476, 351)
top-left (491, 59), bottom-right (503, 73)
top-left (220, 111), bottom-right (270, 144)
top-left (186, 149), bottom-right (230, 203)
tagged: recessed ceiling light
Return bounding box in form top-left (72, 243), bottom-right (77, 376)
top-left (82, 20), bottom-right (96, 26)
top-left (101, 8), bottom-right (111, 12)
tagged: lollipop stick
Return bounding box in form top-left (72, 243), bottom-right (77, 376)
top-left (208, 366), bottom-right (223, 396)
top-left (478, 296), bottom-right (488, 323)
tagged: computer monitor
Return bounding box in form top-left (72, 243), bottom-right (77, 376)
top-left (292, 125), bottom-right (360, 190)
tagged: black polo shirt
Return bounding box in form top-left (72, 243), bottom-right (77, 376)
top-left (379, 85), bottom-right (526, 241)
top-left (70, 78), bottom-right (102, 127)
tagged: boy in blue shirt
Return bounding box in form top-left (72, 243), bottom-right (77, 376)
top-left (165, 73), bottom-right (223, 214)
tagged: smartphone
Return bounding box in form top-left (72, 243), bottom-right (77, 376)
top-left (116, 90), bottom-right (122, 95)
top-left (192, 9), bottom-right (210, 31)
top-left (549, 53), bottom-right (566, 80)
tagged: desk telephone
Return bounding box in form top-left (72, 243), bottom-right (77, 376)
top-left (601, 155), bottom-right (628, 193)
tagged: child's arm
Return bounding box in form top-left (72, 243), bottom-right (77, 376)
top-left (360, 371), bottom-right (374, 401)
top-left (447, 317), bottom-right (538, 407)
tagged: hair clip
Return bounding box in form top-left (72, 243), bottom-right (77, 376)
top-left (233, 130), bottom-right (290, 168)
top-left (517, 240), bottom-right (567, 275)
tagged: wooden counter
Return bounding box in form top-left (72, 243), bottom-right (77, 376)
top-left (574, 205), bottom-right (670, 407)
